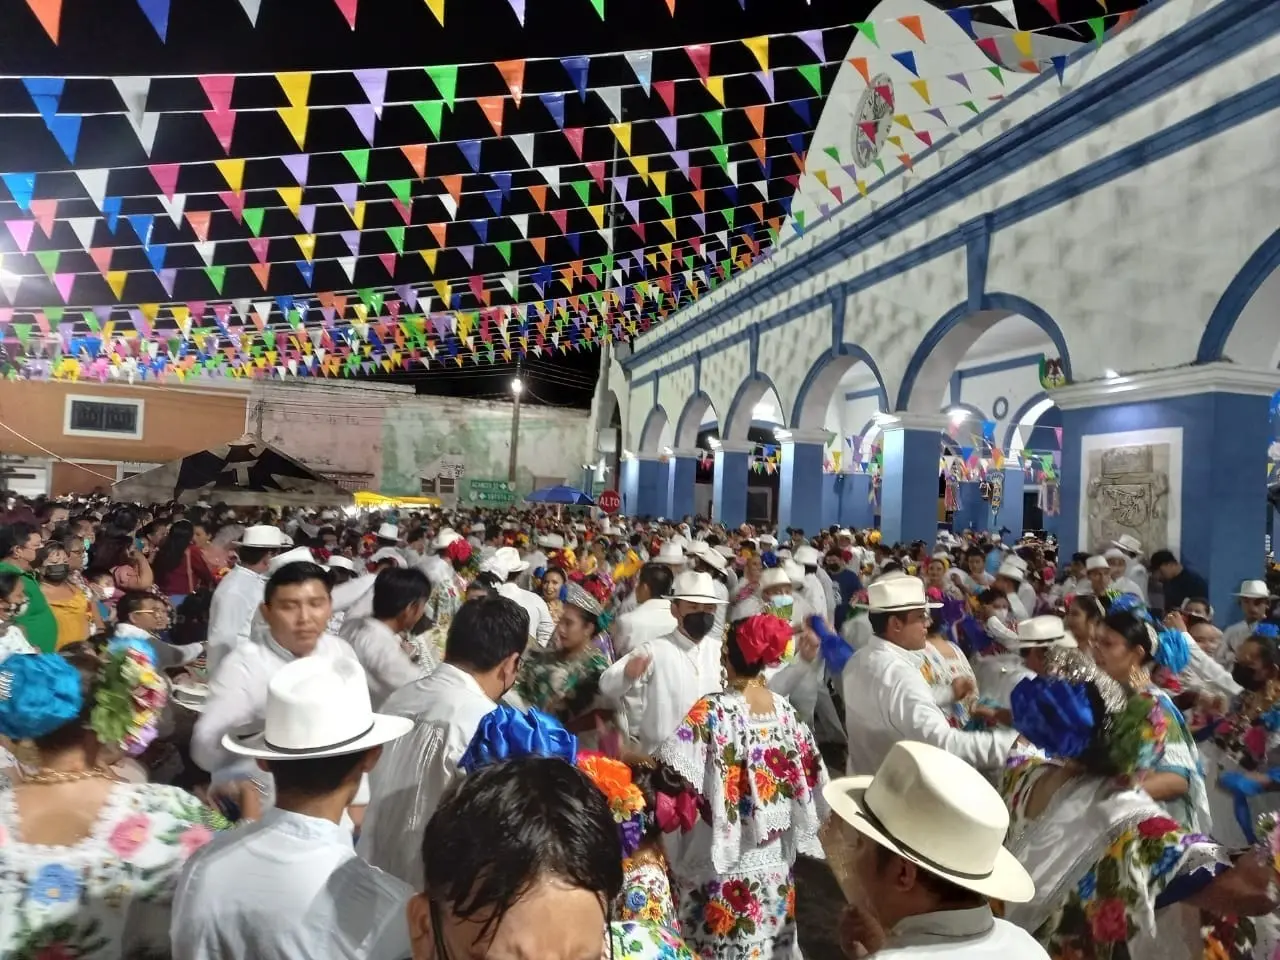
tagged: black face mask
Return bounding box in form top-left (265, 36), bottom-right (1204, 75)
top-left (825, 564), bottom-right (842, 575)
top-left (682, 611), bottom-right (716, 641)
top-left (42, 564), bottom-right (70, 583)
top-left (1233, 663), bottom-right (1266, 692)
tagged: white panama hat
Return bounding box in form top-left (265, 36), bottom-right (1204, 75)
top-left (481, 545), bottom-right (529, 576)
top-left (1084, 555), bottom-right (1110, 572)
top-left (1234, 579), bottom-right (1275, 600)
top-left (781, 559), bottom-right (806, 587)
top-left (537, 533), bottom-right (565, 550)
top-left (1112, 534), bottom-right (1143, 554)
top-left (759, 568), bottom-right (792, 591)
top-left (233, 525), bottom-right (288, 549)
top-left (432, 528), bottom-right (462, 551)
top-left (224, 657), bottom-right (412, 761)
top-left (325, 555), bottom-right (356, 573)
top-left (653, 541), bottom-right (687, 567)
top-left (375, 522), bottom-right (400, 542)
top-left (686, 541), bottom-right (727, 572)
top-left (667, 570), bottom-right (728, 604)
top-left (996, 561), bottom-right (1026, 583)
top-left (266, 546), bottom-right (318, 574)
top-left (866, 576), bottom-right (941, 612)
top-left (370, 547), bottom-right (407, 569)
top-left (1015, 615), bottom-right (1076, 650)
top-left (793, 545), bottom-right (822, 567)
top-left (825, 741), bottom-right (1035, 903)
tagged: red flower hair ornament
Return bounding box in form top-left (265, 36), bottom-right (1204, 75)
top-left (444, 538), bottom-right (473, 565)
top-left (733, 614), bottom-right (791, 667)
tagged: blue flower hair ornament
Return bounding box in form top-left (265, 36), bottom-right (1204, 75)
top-left (806, 615), bottom-right (853, 676)
top-left (1151, 626), bottom-right (1191, 675)
top-left (1010, 676), bottom-right (1096, 760)
top-left (1106, 593), bottom-right (1146, 617)
top-left (459, 703), bottom-right (578, 773)
top-left (760, 551), bottom-right (779, 569)
top-left (0, 654), bottom-right (84, 742)
top-left (1254, 622), bottom-right (1280, 642)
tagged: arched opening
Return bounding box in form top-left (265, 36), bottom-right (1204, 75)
top-left (590, 387), bottom-right (623, 493)
top-left (791, 348), bottom-right (889, 477)
top-left (637, 405), bottom-right (671, 454)
top-left (1202, 228), bottom-right (1280, 368)
top-left (674, 391), bottom-right (715, 450)
top-left (705, 375), bottom-right (788, 524)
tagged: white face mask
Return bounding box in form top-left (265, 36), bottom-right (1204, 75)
top-left (768, 593), bottom-right (794, 611)
top-left (100, 585), bottom-right (116, 599)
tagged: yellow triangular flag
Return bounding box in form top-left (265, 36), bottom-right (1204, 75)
top-left (296, 234), bottom-right (317, 261)
top-left (171, 305), bottom-right (190, 330)
top-left (276, 72), bottom-right (312, 108)
top-left (421, 249), bottom-right (438, 272)
top-left (277, 187), bottom-right (303, 215)
top-left (909, 79), bottom-right (930, 105)
top-left (651, 169), bottom-right (667, 195)
top-left (139, 303), bottom-right (160, 322)
top-left (703, 75), bottom-right (726, 106)
top-left (588, 204), bottom-right (606, 228)
top-left (856, 180), bottom-right (868, 197)
top-left (662, 218), bottom-right (676, 237)
top-left (214, 158), bottom-right (245, 192)
top-left (609, 122), bottom-right (633, 156)
top-left (631, 155), bottom-right (650, 186)
top-left (424, 0), bottom-right (445, 25)
top-left (278, 106), bottom-right (309, 149)
top-left (1012, 31), bottom-right (1033, 58)
top-left (893, 114), bottom-right (914, 131)
top-left (433, 279), bottom-right (451, 303)
top-left (352, 201), bottom-right (366, 229)
top-left (742, 35), bottom-right (769, 71)
top-left (106, 271), bottom-right (128, 298)
top-left (814, 169), bottom-right (829, 188)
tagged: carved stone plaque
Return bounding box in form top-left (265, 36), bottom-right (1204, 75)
top-left (1085, 444), bottom-right (1171, 552)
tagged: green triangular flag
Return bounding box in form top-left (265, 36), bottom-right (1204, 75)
top-left (656, 195), bottom-right (674, 217)
top-left (205, 265), bottom-right (226, 293)
top-left (710, 144), bottom-right (729, 172)
top-left (12, 323), bottom-right (31, 345)
top-left (853, 21), bottom-right (878, 46)
top-left (287, 307), bottom-right (303, 329)
top-left (358, 288), bottom-right (384, 315)
top-left (798, 64), bottom-right (824, 96)
top-left (703, 110), bottom-right (724, 142)
top-left (873, 157), bottom-right (886, 175)
top-left (723, 207), bottom-right (735, 230)
top-left (986, 66), bottom-right (1004, 86)
top-left (823, 146), bottom-right (841, 164)
top-left (495, 240), bottom-right (512, 264)
top-left (35, 250), bottom-right (59, 276)
top-left (386, 226), bottom-right (405, 253)
top-left (343, 148), bottom-right (371, 182)
top-left (794, 210), bottom-right (806, 231)
top-left (414, 101), bottom-right (445, 139)
top-left (387, 179), bottom-right (413, 206)
top-left (601, 252), bottom-right (614, 275)
top-left (589, 0), bottom-right (604, 18)
top-left (244, 208), bottom-right (266, 237)
top-left (262, 329), bottom-right (276, 350)
top-left (1086, 17), bottom-right (1106, 43)
top-left (424, 66), bottom-right (458, 109)
top-left (961, 100), bottom-right (980, 115)
top-left (84, 314), bottom-right (101, 333)
top-left (570, 181), bottom-right (591, 206)
top-left (588, 261), bottom-right (603, 282)
top-left (45, 306), bottom-right (64, 324)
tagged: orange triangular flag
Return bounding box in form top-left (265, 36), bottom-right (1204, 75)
top-left (25, 0), bottom-right (62, 42)
top-left (477, 97), bottom-right (504, 136)
top-left (185, 210), bottom-right (212, 242)
top-left (745, 105), bottom-right (765, 137)
top-left (530, 236), bottom-right (546, 260)
top-left (428, 222), bottom-right (447, 247)
top-left (528, 184), bottom-right (547, 211)
top-left (441, 174), bottom-right (463, 205)
top-left (250, 262), bottom-right (271, 288)
top-left (897, 15), bottom-right (925, 42)
top-left (496, 59), bottom-right (525, 105)
top-left (848, 57), bottom-right (871, 85)
top-left (90, 248), bottom-right (113, 275)
top-left (749, 137), bottom-right (765, 162)
top-left (401, 144), bottom-right (427, 178)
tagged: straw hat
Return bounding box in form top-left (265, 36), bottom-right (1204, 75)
top-left (759, 568), bottom-right (792, 591)
top-left (1112, 534), bottom-right (1143, 555)
top-left (537, 533), bottom-right (565, 550)
top-left (687, 541), bottom-right (727, 572)
top-left (224, 657), bottom-right (412, 761)
top-left (370, 547), bottom-right (407, 569)
top-left (234, 525), bottom-right (288, 549)
top-left (653, 541), bottom-right (687, 567)
top-left (375, 522), bottom-right (399, 542)
top-left (1084, 555), bottom-right (1110, 572)
top-left (481, 545), bottom-right (529, 576)
top-left (1234, 580), bottom-right (1275, 600)
top-left (326, 556), bottom-right (356, 573)
top-left (995, 561), bottom-right (1025, 583)
top-left (793, 545), bottom-right (822, 568)
top-left (866, 576), bottom-right (940, 612)
top-left (266, 546), bottom-right (318, 575)
top-left (1015, 616), bottom-right (1076, 650)
top-left (432, 528), bottom-right (461, 551)
top-left (824, 741), bottom-right (1035, 903)
top-left (667, 571), bottom-right (728, 604)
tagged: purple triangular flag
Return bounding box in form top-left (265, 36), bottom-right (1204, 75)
top-left (755, 71), bottom-right (775, 101)
top-left (948, 72), bottom-right (971, 92)
top-left (333, 182), bottom-right (358, 210)
top-left (347, 104), bottom-right (378, 145)
top-left (340, 230), bottom-right (361, 255)
top-left (797, 29), bottom-right (826, 61)
top-left (505, 0), bottom-right (525, 23)
top-left (655, 116), bottom-right (679, 149)
top-left (281, 154), bottom-right (310, 185)
top-left (353, 68), bottom-right (388, 117)
top-left (298, 204), bottom-right (316, 233)
top-left (457, 245), bottom-right (475, 268)
top-left (395, 284), bottom-right (418, 309)
top-left (158, 268), bottom-right (178, 297)
top-left (623, 199), bottom-right (640, 222)
top-left (670, 150), bottom-right (690, 175)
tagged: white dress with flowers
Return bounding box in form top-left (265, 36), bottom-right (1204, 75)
top-left (0, 777), bottom-right (224, 959)
top-left (656, 690), bottom-right (830, 960)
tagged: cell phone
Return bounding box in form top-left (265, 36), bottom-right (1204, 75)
top-left (213, 794), bottom-right (242, 822)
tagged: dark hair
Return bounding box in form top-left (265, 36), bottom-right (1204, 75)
top-left (0, 569), bottom-right (22, 600)
top-left (264, 561), bottom-right (332, 604)
top-left (151, 520), bottom-right (196, 580)
top-left (0, 522), bottom-right (39, 560)
top-left (470, 570), bottom-right (503, 592)
top-left (1071, 552), bottom-right (1090, 566)
top-left (638, 562), bottom-right (674, 600)
top-left (267, 749), bottom-right (371, 797)
top-left (1072, 595), bottom-right (1106, 622)
top-left (725, 618), bottom-right (766, 678)
top-left (116, 589), bottom-right (164, 625)
top-left (86, 533), bottom-right (133, 576)
top-left (1103, 610), bottom-right (1156, 664)
top-left (873, 841), bottom-right (984, 907)
top-left (1149, 549), bottom-right (1177, 568)
top-left (33, 541), bottom-right (67, 569)
top-left (630, 761), bottom-right (688, 843)
top-left (444, 595), bottom-right (528, 671)
top-left (31, 643), bottom-right (100, 754)
top-left (977, 588), bottom-right (1004, 608)
top-left (237, 544), bottom-right (273, 567)
top-left (371, 567), bottom-right (431, 620)
top-left (542, 565), bottom-right (567, 583)
top-left (868, 610), bottom-right (915, 637)
top-left (421, 757), bottom-right (623, 938)
top-left (139, 520), bottom-right (169, 541)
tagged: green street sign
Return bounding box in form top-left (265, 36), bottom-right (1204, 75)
top-left (466, 478), bottom-right (516, 505)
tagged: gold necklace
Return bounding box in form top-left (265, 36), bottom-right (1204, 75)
top-left (22, 767), bottom-right (116, 785)
top-left (729, 675), bottom-right (768, 692)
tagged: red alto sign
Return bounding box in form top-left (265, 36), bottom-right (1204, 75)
top-left (597, 489), bottom-right (621, 514)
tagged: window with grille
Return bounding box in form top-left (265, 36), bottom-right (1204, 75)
top-left (63, 396), bottom-right (144, 439)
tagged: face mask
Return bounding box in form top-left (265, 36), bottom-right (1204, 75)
top-left (1233, 663), bottom-right (1266, 692)
top-left (42, 564), bottom-right (70, 583)
top-left (769, 593), bottom-right (794, 611)
top-left (100, 585), bottom-right (116, 599)
top-left (825, 565), bottom-right (842, 575)
top-left (681, 611), bottom-right (716, 641)
top-left (4, 600), bottom-right (28, 620)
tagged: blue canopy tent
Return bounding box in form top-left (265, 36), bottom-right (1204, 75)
top-left (525, 484), bottom-right (596, 506)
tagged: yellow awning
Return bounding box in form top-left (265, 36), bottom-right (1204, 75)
top-left (352, 491), bottom-right (442, 508)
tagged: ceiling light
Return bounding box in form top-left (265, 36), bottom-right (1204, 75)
top-left (948, 408), bottom-right (968, 423)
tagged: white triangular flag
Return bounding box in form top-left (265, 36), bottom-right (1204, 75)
top-left (0, 272), bottom-right (20, 303)
top-left (194, 241), bottom-right (218, 266)
top-left (338, 256), bottom-right (357, 282)
top-left (237, 0), bottom-right (263, 23)
top-left (597, 86), bottom-right (622, 122)
top-left (76, 169), bottom-right (110, 210)
top-left (537, 165), bottom-right (560, 188)
top-left (990, 0), bottom-right (1017, 27)
top-left (232, 298), bottom-right (251, 319)
top-left (112, 77), bottom-right (151, 125)
top-left (511, 134), bottom-right (536, 167)
top-left (131, 113), bottom-right (161, 156)
top-left (159, 193), bottom-right (186, 226)
top-left (510, 213), bottom-right (529, 238)
top-left (439, 195), bottom-right (457, 220)
top-left (67, 217), bottom-right (97, 251)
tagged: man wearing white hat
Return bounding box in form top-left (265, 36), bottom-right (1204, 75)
top-left (843, 577), bottom-right (1018, 777)
top-left (206, 524), bottom-right (288, 674)
top-left (652, 539), bottom-right (687, 568)
top-left (599, 570), bottom-right (728, 753)
top-left (1112, 532), bottom-right (1149, 603)
top-left (1103, 547), bottom-right (1146, 602)
top-left (172, 657), bottom-right (414, 960)
top-left (794, 544), bottom-right (836, 623)
top-left (517, 532), bottom-right (559, 592)
top-left (1216, 579), bottom-right (1276, 669)
top-left (1001, 554), bottom-right (1037, 619)
top-left (331, 547), bottom-right (409, 624)
top-left (483, 545), bottom-right (554, 646)
top-left (824, 741), bottom-right (1046, 957)
top-left (687, 540), bottom-right (731, 644)
top-left (992, 561), bottom-right (1031, 622)
top-left (417, 527), bottom-right (461, 588)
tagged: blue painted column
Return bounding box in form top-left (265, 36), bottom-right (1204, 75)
top-left (635, 456), bottom-right (664, 519)
top-left (822, 473), bottom-right (875, 528)
top-left (880, 414), bottom-right (945, 545)
top-left (712, 443), bottom-right (751, 528)
top-left (989, 465), bottom-right (1025, 536)
top-left (620, 457), bottom-right (640, 516)
top-left (952, 481), bottom-right (984, 533)
top-left (1056, 366), bottom-right (1280, 623)
top-left (779, 432), bottom-right (827, 536)
top-left (666, 450), bottom-right (698, 522)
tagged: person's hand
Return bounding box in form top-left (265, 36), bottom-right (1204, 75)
top-left (952, 676), bottom-right (976, 700)
top-left (1163, 611), bottom-right (1187, 632)
top-left (234, 779), bottom-right (264, 822)
top-left (797, 627), bottom-right (821, 663)
top-left (623, 654), bottom-right (652, 681)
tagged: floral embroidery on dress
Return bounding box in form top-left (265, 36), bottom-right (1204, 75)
top-left (610, 920), bottom-right (695, 960)
top-left (618, 856), bottom-right (681, 931)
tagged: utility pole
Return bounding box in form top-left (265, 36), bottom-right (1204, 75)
top-left (251, 398), bottom-right (265, 439)
top-left (507, 359), bottom-right (523, 483)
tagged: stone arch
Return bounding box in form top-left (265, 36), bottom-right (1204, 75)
top-left (674, 391), bottom-right (717, 449)
top-left (895, 294), bottom-right (1072, 414)
top-left (723, 374), bottom-right (783, 443)
top-left (790, 345), bottom-right (890, 432)
top-left (638, 405), bottom-right (670, 454)
top-left (1003, 392), bottom-right (1055, 455)
top-left (1199, 228), bottom-right (1280, 367)
top-left (945, 401), bottom-right (988, 422)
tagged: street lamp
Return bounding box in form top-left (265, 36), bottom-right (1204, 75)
top-left (508, 370), bottom-right (524, 483)
top-left (511, 377), bottom-right (524, 395)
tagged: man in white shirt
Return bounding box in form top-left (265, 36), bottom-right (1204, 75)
top-left (1002, 555), bottom-right (1038, 618)
top-left (416, 527), bottom-right (460, 588)
top-left (1216, 579), bottom-right (1275, 668)
top-left (340, 567), bottom-right (431, 708)
top-left (599, 570), bottom-right (728, 753)
top-left (796, 543), bottom-right (837, 623)
top-left (205, 525), bottom-right (286, 674)
top-left (611, 562), bottom-right (677, 657)
top-left (1112, 533), bottom-right (1149, 602)
top-left (843, 576), bottom-right (1018, 776)
top-left (992, 562), bottom-right (1031, 622)
top-left (824, 741), bottom-right (1047, 958)
top-left (484, 545), bottom-right (555, 647)
top-left (332, 548), bottom-right (408, 623)
top-left (518, 532), bottom-right (559, 591)
top-left (358, 594), bottom-right (526, 887)
top-left (172, 657), bottom-right (414, 960)
top-left (192, 561), bottom-right (359, 781)
top-left (1105, 548), bottom-right (1147, 602)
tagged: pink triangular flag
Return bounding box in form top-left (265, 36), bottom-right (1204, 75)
top-left (29, 199), bottom-right (58, 237)
top-left (248, 237), bottom-right (270, 263)
top-left (333, 0), bottom-right (357, 28)
top-left (5, 219), bottom-right (35, 253)
top-left (204, 110), bottom-right (236, 153)
top-left (53, 273), bottom-right (75, 302)
top-left (378, 252), bottom-right (397, 276)
top-left (198, 75), bottom-right (235, 113)
top-left (219, 190), bottom-right (245, 222)
top-left (149, 162), bottom-right (181, 199)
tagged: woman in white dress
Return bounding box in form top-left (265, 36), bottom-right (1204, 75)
top-left (0, 638), bottom-right (250, 958)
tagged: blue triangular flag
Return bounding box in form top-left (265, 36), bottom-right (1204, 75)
top-left (723, 185), bottom-right (738, 204)
top-left (127, 214), bottom-right (155, 245)
top-left (561, 56), bottom-right (590, 99)
top-left (1051, 56), bottom-right (1068, 84)
top-left (492, 171), bottom-right (512, 197)
top-left (787, 133), bottom-right (805, 155)
top-left (275, 295), bottom-right (294, 313)
top-left (539, 93), bottom-right (566, 128)
top-left (458, 140), bottom-right (482, 172)
top-left (2, 173), bottom-right (36, 211)
top-left (947, 8), bottom-right (975, 38)
top-left (891, 51), bottom-right (919, 77)
top-left (46, 114), bottom-right (82, 162)
top-left (145, 243), bottom-right (166, 273)
top-left (484, 190), bottom-right (503, 214)
top-left (472, 220), bottom-right (488, 243)
top-left (136, 0), bottom-right (170, 40)
top-left (101, 196), bottom-right (122, 232)
top-left (789, 100), bottom-right (811, 125)
top-left (22, 78), bottom-right (64, 122)
top-left (566, 232), bottom-right (580, 254)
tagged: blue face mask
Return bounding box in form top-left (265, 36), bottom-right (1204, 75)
top-left (769, 593), bottom-right (794, 614)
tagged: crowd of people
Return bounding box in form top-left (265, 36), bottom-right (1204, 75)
top-left (1, 492), bottom-right (1280, 958)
